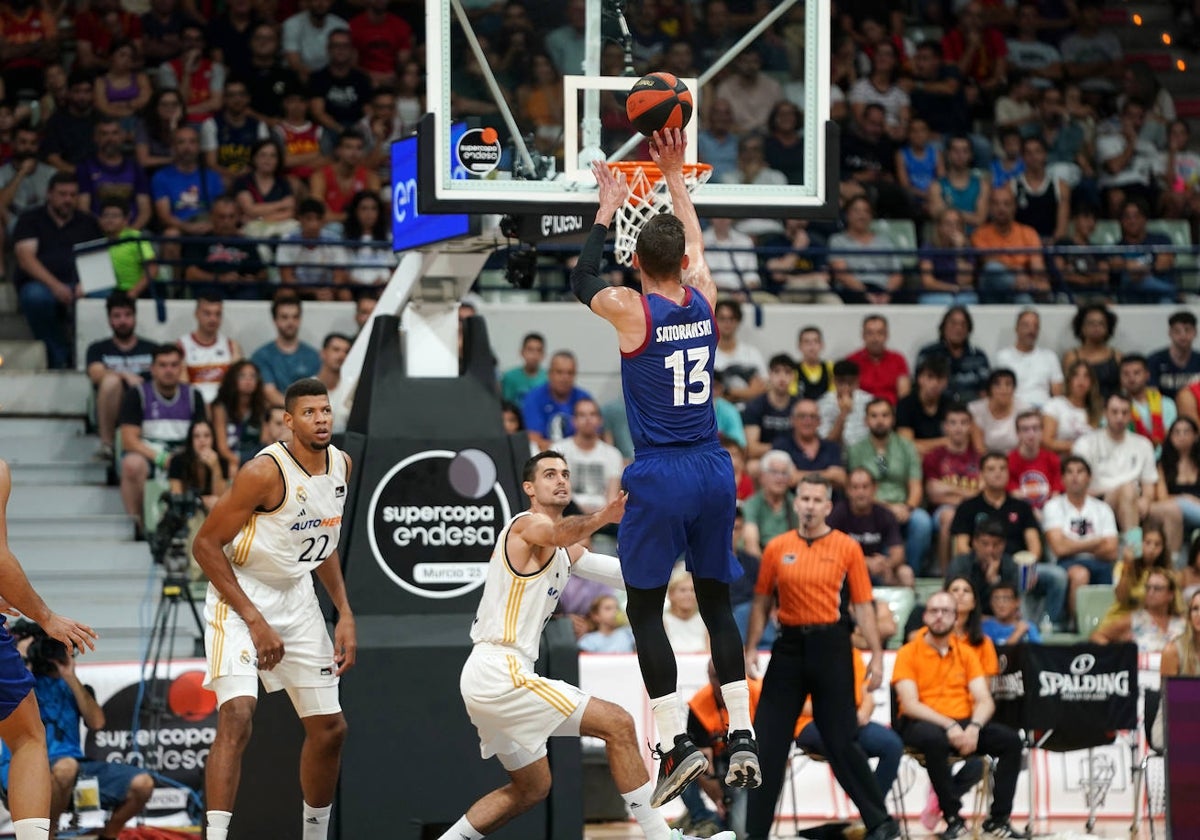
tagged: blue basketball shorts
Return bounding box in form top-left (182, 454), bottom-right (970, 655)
top-left (0, 621), bottom-right (34, 722)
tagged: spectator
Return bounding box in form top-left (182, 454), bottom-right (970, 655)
top-left (545, 0), bottom-right (586, 76)
top-left (244, 24), bottom-right (301, 125)
top-left (181, 195), bottom-right (266, 299)
top-left (96, 197), bottom-right (156, 298)
top-left (42, 71), bottom-right (97, 175)
top-left (281, 0), bottom-right (348, 83)
top-left (740, 450), bottom-right (795, 558)
top-left (309, 30), bottom-right (373, 146)
top-left (1183, 539), bottom-right (1200, 604)
top-left (1062, 303), bottom-right (1122, 399)
top-left (763, 100), bottom-right (805, 185)
top-left (838, 104), bottom-right (907, 218)
top-left (742, 356), bottom-right (798, 459)
top-left (1060, 0), bottom-right (1123, 98)
top-left (1112, 197), bottom-right (1177, 304)
top-left (200, 79), bottom-right (270, 182)
top-left (846, 313), bottom-right (911, 406)
top-left (277, 198), bottom-right (349, 300)
top-left (923, 403), bottom-right (981, 571)
top-left (818, 359), bottom-right (874, 447)
top-left (314, 331), bottom-right (350, 392)
top-left (714, 50), bottom-right (783, 136)
top-left (516, 54), bottom-right (564, 157)
top-left (160, 24), bottom-right (225, 125)
top-left (982, 582), bottom-right (1041, 645)
top-left (234, 138), bottom-right (298, 242)
top-left (1007, 409), bottom-right (1063, 510)
top-left (118, 344), bottom-right (206, 535)
top-left (85, 291), bottom-right (157, 462)
top-left (0, 628), bottom-right (154, 840)
top-left (310, 130), bottom-right (380, 225)
top-left (918, 206), bottom-right (978, 306)
top-left (76, 117), bottom-right (152, 230)
top-left (1054, 203), bottom-right (1111, 300)
top-left (1158, 592), bottom-right (1200, 709)
top-left (725, 437), bottom-right (753, 500)
top-left (916, 305), bottom-right (991, 403)
top-left (135, 89), bottom-right (187, 174)
top-left (773, 399), bottom-right (846, 489)
top-left (250, 294), bottom-right (320, 407)
top-left (970, 188), bottom-right (1048, 304)
top-left (1097, 101), bottom-right (1159, 220)
top-left (896, 117), bottom-right (942, 216)
top-left (944, 577), bottom-right (1000, 674)
top-left (828, 467), bottom-right (912, 586)
top-left (1147, 310), bottom-right (1200, 400)
top-left (13, 172), bottom-right (102, 369)
top-left (556, 398), bottom-right (624, 516)
top-left (702, 218), bottom-right (762, 293)
top-left (892, 591), bottom-right (1025, 840)
top-left (847, 397), bottom-right (932, 577)
top-left (0, 0), bottom-right (59, 100)
top-left (1121, 353), bottom-right (1176, 450)
top-left (500, 332), bottom-right (547, 405)
top-left (521, 350), bottom-right (592, 450)
top-left (697, 98), bottom-right (741, 183)
top-left (940, 2), bottom-right (1008, 108)
top-left (1091, 568), bottom-right (1184, 653)
top-left (1042, 360), bottom-right (1102, 455)
top-left (1152, 418), bottom-right (1200, 560)
top-left (664, 567), bottom-right (708, 654)
top-left (949, 451), bottom-right (1043, 564)
top-left (1157, 118), bottom-right (1200, 222)
top-left (995, 309), bottom-right (1063, 408)
top-left (167, 419), bottom-right (229, 511)
top-left (348, 0), bottom-right (412, 86)
top-left (93, 40), bottom-right (152, 135)
top-left (0, 122), bottom-right (56, 245)
top-left (1108, 523), bottom-right (1173, 620)
top-left (353, 289), bottom-right (378, 335)
top-left (578, 594), bottom-right (635, 654)
top-left (714, 300), bottom-right (767, 405)
top-left (177, 293), bottom-right (242, 406)
top-left (968, 368), bottom-right (1026, 454)
top-left (898, 355), bottom-right (954, 456)
top-left (792, 326), bottom-right (835, 401)
top-left (1043, 454), bottom-right (1120, 623)
top-left (993, 93), bottom-right (1037, 154)
top-left (1032, 85), bottom-right (1093, 186)
top-left (261, 404), bottom-right (290, 445)
top-left (1073, 393), bottom-right (1158, 538)
top-left (358, 87), bottom-right (407, 181)
top-left (1012, 136), bottom-right (1070, 241)
top-left (929, 135), bottom-right (990, 232)
top-left (849, 40), bottom-right (911, 142)
top-left (139, 0), bottom-right (192, 67)
top-left (73, 0), bottom-right (144, 71)
top-left (1005, 2), bottom-right (1063, 89)
top-left (211, 359), bottom-right (267, 470)
top-left (719, 136), bottom-right (787, 238)
top-left (151, 125), bottom-right (224, 267)
top-left (206, 0), bottom-right (261, 83)
top-left (905, 42), bottom-right (971, 142)
top-left (828, 196), bottom-right (904, 304)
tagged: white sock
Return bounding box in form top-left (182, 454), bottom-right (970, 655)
top-left (621, 781), bottom-right (670, 840)
top-left (650, 692), bottom-right (684, 745)
top-left (438, 815), bottom-right (485, 840)
top-left (206, 811), bottom-right (232, 840)
top-left (721, 679), bottom-right (754, 736)
top-left (13, 818), bottom-right (51, 840)
top-left (302, 802), bottom-right (332, 840)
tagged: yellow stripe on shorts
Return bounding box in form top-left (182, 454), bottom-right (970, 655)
top-left (507, 655), bottom-right (574, 717)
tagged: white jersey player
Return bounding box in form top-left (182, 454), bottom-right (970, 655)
top-left (440, 450), bottom-right (733, 840)
top-left (192, 378), bottom-right (355, 840)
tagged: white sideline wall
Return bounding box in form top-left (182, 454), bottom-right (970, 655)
top-left (75, 301), bottom-right (1191, 404)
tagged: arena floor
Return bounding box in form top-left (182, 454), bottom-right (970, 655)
top-left (583, 817), bottom-right (1161, 838)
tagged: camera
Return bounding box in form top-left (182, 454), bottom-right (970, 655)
top-left (149, 491), bottom-right (203, 576)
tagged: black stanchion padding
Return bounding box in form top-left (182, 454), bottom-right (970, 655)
top-left (229, 689), bottom-right (305, 840)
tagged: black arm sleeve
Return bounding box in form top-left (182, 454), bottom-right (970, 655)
top-left (569, 223), bottom-right (611, 306)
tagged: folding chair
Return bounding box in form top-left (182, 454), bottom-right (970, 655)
top-left (896, 749), bottom-right (992, 840)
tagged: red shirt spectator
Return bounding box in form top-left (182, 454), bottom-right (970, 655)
top-left (922, 444), bottom-right (982, 497)
top-left (348, 0), bottom-right (412, 83)
top-left (0, 4), bottom-right (58, 75)
top-left (73, 0), bottom-right (143, 69)
top-left (940, 6), bottom-right (1007, 86)
top-left (1006, 448), bottom-right (1062, 510)
top-left (845, 315), bottom-right (911, 406)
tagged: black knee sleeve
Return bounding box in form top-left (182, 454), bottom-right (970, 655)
top-left (624, 583), bottom-right (677, 698)
top-left (692, 577), bottom-right (746, 685)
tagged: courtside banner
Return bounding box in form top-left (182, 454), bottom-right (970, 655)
top-left (1022, 642), bottom-right (1139, 733)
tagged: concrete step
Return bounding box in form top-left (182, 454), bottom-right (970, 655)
top-left (11, 539), bottom-right (148, 574)
top-left (8, 514), bottom-right (132, 541)
top-left (6, 484), bottom-right (125, 518)
top-left (0, 313), bottom-right (32, 341)
top-left (1, 434), bottom-right (98, 463)
top-left (0, 283), bottom-right (15, 315)
top-left (0, 416), bottom-right (86, 437)
top-left (0, 339), bottom-right (47, 371)
top-left (8, 459), bottom-right (109, 486)
top-left (0, 372), bottom-right (89, 416)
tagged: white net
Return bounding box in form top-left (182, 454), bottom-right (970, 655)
top-left (609, 162), bottom-right (713, 267)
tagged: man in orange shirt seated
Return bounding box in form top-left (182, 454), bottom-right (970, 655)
top-left (970, 189), bottom-right (1048, 305)
top-left (892, 592), bottom-right (1025, 839)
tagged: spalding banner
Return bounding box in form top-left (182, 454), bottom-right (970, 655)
top-left (367, 449), bottom-right (513, 599)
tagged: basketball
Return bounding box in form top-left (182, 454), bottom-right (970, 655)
top-left (625, 72), bottom-right (694, 137)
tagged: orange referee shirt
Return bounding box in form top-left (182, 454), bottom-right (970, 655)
top-left (755, 528), bottom-right (874, 626)
top-left (891, 629), bottom-right (984, 720)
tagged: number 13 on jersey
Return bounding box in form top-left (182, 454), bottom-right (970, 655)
top-left (665, 347), bottom-right (711, 407)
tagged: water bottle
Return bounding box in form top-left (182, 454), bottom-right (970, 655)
top-left (1039, 613), bottom-right (1053, 639)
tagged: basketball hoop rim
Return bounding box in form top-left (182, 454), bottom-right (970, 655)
top-left (607, 160), bottom-right (713, 205)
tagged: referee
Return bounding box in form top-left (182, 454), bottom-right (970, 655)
top-left (743, 473), bottom-right (900, 840)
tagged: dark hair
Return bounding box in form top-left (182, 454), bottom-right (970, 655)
top-left (862, 313), bottom-right (888, 328)
top-left (322, 332), bottom-right (352, 349)
top-left (972, 516), bottom-right (1007, 541)
top-left (98, 195), bottom-right (129, 215)
top-left (997, 126), bottom-right (1021, 144)
top-left (523, 449), bottom-right (565, 483)
top-left (106, 289), bottom-right (135, 313)
top-left (13, 118), bottom-right (37, 137)
top-left (94, 115), bottom-right (122, 133)
top-left (985, 368), bottom-right (1017, 394)
top-left (177, 419), bottom-right (224, 493)
top-left (1161, 418), bottom-right (1200, 491)
top-left (1122, 196), bottom-right (1152, 219)
top-left (271, 293), bottom-right (301, 319)
top-left (67, 67), bottom-right (94, 89)
top-left (990, 582), bottom-right (1019, 599)
top-left (635, 213), bottom-right (686, 278)
top-left (1022, 134), bottom-right (1047, 153)
top-left (214, 360), bottom-right (267, 431)
top-left (247, 137), bottom-right (286, 181)
top-left (152, 343), bottom-right (183, 362)
top-left (832, 359), bottom-right (859, 379)
top-left (865, 396), bottom-right (892, 414)
top-left (944, 401), bottom-right (971, 420)
top-left (715, 299), bottom-right (743, 321)
top-left (342, 190), bottom-right (388, 241)
top-left (283, 377), bottom-right (329, 412)
top-left (847, 466), bottom-right (876, 484)
top-left (1015, 408), bottom-right (1043, 428)
top-left (1105, 391), bottom-right (1132, 409)
top-left (1072, 303), bottom-right (1117, 342)
top-left (48, 171), bottom-right (78, 191)
top-left (500, 400), bottom-right (525, 431)
top-left (916, 40), bottom-right (943, 57)
top-left (944, 576), bottom-right (985, 647)
top-left (1061, 454), bottom-right (1092, 475)
top-left (521, 332), bottom-right (545, 348)
top-left (336, 128), bottom-right (365, 147)
top-left (938, 305), bottom-right (974, 339)
top-left (798, 325), bottom-right (822, 341)
top-left (767, 99), bottom-right (800, 134)
top-left (1169, 310), bottom-right (1198, 328)
top-left (1134, 518), bottom-right (1171, 578)
top-left (916, 355), bottom-right (950, 378)
top-left (768, 353), bottom-right (795, 372)
top-left (144, 89), bottom-right (188, 146)
top-left (298, 197), bottom-right (326, 218)
top-left (1119, 352), bottom-right (1149, 373)
top-left (196, 290), bottom-right (223, 305)
top-left (979, 450), bottom-right (1008, 471)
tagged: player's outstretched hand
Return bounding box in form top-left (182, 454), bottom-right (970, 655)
top-left (249, 616), bottom-right (285, 671)
top-left (0, 597), bottom-right (19, 618)
top-left (333, 613), bottom-right (357, 677)
top-left (600, 490), bottom-right (628, 526)
top-left (42, 613), bottom-right (98, 656)
top-left (649, 128), bottom-right (686, 176)
top-left (591, 159), bottom-right (630, 224)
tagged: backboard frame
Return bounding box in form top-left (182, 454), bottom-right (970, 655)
top-left (419, 0), bottom-right (839, 220)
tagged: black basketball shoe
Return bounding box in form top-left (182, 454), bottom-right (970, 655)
top-left (650, 734), bottom-right (709, 808)
top-left (723, 729), bottom-right (761, 788)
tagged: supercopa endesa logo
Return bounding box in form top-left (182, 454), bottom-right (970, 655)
top-left (368, 449), bottom-right (512, 599)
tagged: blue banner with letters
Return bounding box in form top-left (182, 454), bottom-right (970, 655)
top-left (390, 123), bottom-right (471, 252)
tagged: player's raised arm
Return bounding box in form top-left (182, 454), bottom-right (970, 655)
top-left (511, 492), bottom-right (626, 554)
top-left (650, 128), bottom-right (716, 307)
top-left (569, 164), bottom-right (645, 338)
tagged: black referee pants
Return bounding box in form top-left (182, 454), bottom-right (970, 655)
top-left (897, 717), bottom-right (1022, 822)
top-left (745, 623), bottom-right (889, 838)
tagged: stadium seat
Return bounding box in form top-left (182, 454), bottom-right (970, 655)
top-left (1074, 584), bottom-right (1115, 639)
top-left (914, 577), bottom-right (944, 605)
top-left (872, 219), bottom-right (919, 271)
top-left (874, 586), bottom-right (916, 650)
top-left (1148, 219), bottom-right (1198, 293)
top-left (1088, 221), bottom-right (1120, 246)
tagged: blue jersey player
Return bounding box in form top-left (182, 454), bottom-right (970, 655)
top-left (0, 459), bottom-right (98, 839)
top-left (569, 129), bottom-right (760, 808)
